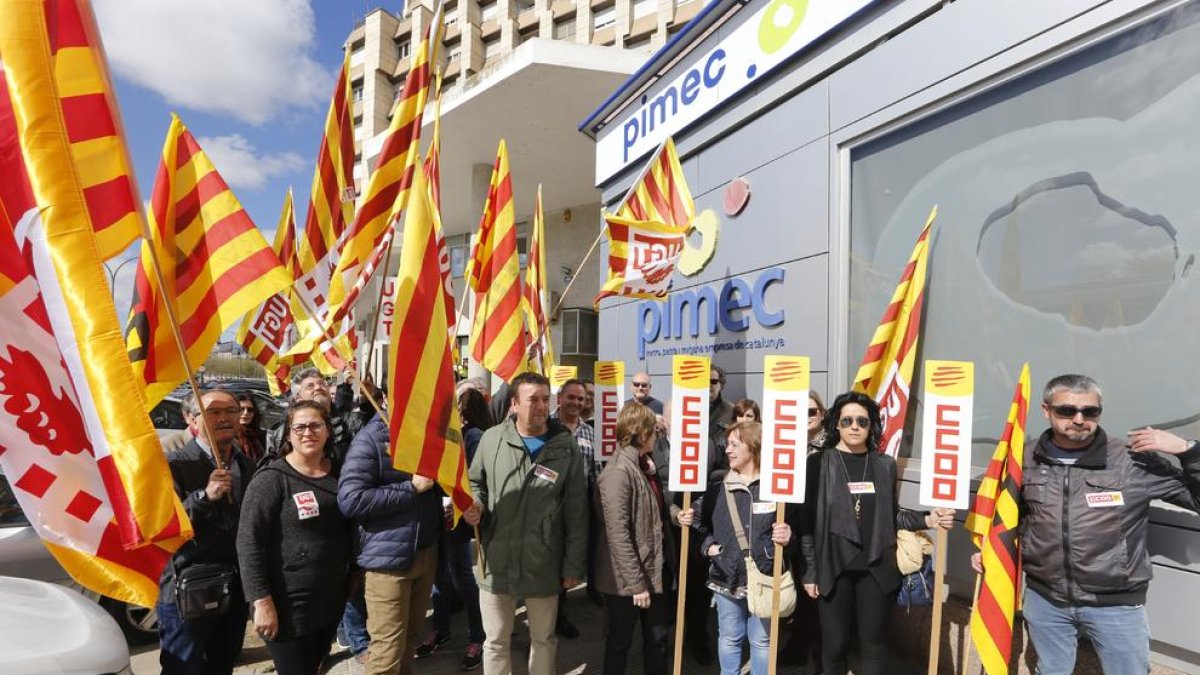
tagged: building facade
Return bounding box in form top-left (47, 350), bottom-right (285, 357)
top-left (585, 0), bottom-right (1200, 669)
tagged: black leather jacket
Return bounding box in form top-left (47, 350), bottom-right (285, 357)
top-left (1021, 428), bottom-right (1200, 606)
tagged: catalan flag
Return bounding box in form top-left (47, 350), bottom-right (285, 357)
top-left (236, 190), bottom-right (299, 396)
top-left (594, 137), bottom-right (693, 306)
top-left (125, 115), bottom-right (293, 407)
top-left (285, 49), bottom-right (357, 374)
top-left (966, 363), bottom-right (1030, 675)
top-left (388, 166), bottom-right (473, 521)
top-left (468, 139), bottom-right (528, 382)
top-left (424, 70), bottom-right (460, 366)
top-left (0, 3), bottom-right (190, 608)
top-left (321, 1), bottom-right (444, 332)
top-left (13, 0), bottom-right (143, 261)
top-left (851, 206), bottom-right (935, 456)
top-left (522, 185), bottom-right (554, 375)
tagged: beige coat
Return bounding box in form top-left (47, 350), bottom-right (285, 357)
top-left (594, 445), bottom-right (667, 596)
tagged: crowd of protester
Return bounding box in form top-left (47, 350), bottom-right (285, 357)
top-left (154, 367), bottom-right (1199, 675)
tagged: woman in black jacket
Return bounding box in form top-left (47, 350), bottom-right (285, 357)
top-left (678, 421), bottom-right (794, 675)
top-left (237, 401), bottom-right (351, 675)
top-left (799, 392), bottom-right (953, 675)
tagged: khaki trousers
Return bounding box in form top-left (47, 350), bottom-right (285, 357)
top-left (479, 587), bottom-right (559, 675)
top-left (364, 546), bottom-right (438, 675)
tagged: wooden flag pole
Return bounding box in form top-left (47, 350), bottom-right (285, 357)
top-left (525, 227), bottom-right (604, 356)
top-left (965, 568), bottom-right (983, 675)
top-left (928, 525), bottom-right (949, 675)
top-left (672, 491), bottom-right (692, 675)
top-left (768, 503), bottom-right (786, 675)
top-left (292, 293), bottom-right (387, 423)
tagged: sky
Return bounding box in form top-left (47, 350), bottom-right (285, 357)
top-left (92, 0), bottom-right (391, 325)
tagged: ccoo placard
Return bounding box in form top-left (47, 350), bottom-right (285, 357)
top-left (760, 356), bottom-right (810, 503)
top-left (668, 355), bottom-right (710, 493)
top-left (594, 361), bottom-right (624, 462)
top-left (918, 360), bottom-right (974, 510)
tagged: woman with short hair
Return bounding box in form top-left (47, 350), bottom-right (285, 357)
top-left (595, 402), bottom-right (676, 675)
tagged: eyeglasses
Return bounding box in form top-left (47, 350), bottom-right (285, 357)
top-left (632, 382), bottom-right (650, 388)
top-left (808, 407), bottom-right (820, 417)
top-left (1049, 405), bottom-right (1102, 420)
top-left (290, 422), bottom-right (328, 436)
top-left (838, 416), bottom-right (871, 429)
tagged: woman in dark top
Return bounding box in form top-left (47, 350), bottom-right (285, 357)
top-left (799, 392), bottom-right (953, 675)
top-left (237, 401), bottom-right (350, 675)
top-left (235, 392), bottom-right (266, 463)
top-left (415, 386), bottom-right (494, 669)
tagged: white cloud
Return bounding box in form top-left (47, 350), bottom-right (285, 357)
top-left (94, 0), bottom-right (332, 124)
top-left (196, 134), bottom-right (306, 191)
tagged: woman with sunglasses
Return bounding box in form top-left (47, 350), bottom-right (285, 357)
top-left (235, 392), bottom-right (266, 463)
top-left (799, 392), bottom-right (953, 675)
top-left (237, 401), bottom-right (351, 674)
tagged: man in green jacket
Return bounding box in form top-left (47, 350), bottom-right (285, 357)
top-left (463, 372), bottom-right (588, 675)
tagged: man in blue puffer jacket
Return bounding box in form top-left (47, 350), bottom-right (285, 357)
top-left (338, 415), bottom-right (443, 675)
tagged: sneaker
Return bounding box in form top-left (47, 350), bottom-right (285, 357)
top-left (414, 632), bottom-right (451, 658)
top-left (555, 616), bottom-right (580, 639)
top-left (461, 642), bottom-right (483, 671)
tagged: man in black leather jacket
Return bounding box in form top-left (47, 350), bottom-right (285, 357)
top-left (974, 373), bottom-right (1200, 674)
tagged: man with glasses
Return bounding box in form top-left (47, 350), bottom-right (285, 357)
top-left (972, 373), bottom-right (1200, 674)
top-left (627, 372), bottom-right (664, 415)
top-left (709, 366), bottom-right (734, 439)
top-left (265, 368), bottom-right (361, 464)
top-left (158, 388), bottom-right (258, 675)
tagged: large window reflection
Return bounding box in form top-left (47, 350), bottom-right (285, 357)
top-left (849, 6), bottom-right (1200, 461)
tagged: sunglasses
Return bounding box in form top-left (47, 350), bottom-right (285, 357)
top-left (808, 407), bottom-right (820, 417)
top-left (290, 422), bottom-right (327, 436)
top-left (838, 416), bottom-right (871, 429)
top-left (710, 380), bottom-right (721, 385)
top-left (1049, 405), bottom-right (1102, 420)
top-left (632, 382), bottom-right (650, 388)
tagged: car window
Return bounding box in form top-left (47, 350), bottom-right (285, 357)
top-left (150, 400), bottom-right (187, 430)
top-left (0, 471), bottom-right (31, 528)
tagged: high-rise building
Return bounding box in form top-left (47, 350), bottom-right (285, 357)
top-left (345, 0), bottom-right (706, 383)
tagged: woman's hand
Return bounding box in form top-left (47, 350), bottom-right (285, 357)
top-left (803, 583), bottom-right (819, 599)
top-left (925, 507), bottom-right (955, 530)
top-left (677, 508), bottom-right (694, 527)
top-left (706, 544), bottom-right (721, 557)
top-left (771, 522), bottom-right (792, 546)
top-left (252, 597), bottom-right (278, 641)
top-left (632, 591), bottom-right (651, 609)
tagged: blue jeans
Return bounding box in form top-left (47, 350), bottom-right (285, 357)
top-left (430, 529), bottom-right (486, 643)
top-left (713, 593), bottom-right (770, 675)
top-left (157, 599), bottom-right (248, 675)
top-left (337, 583), bottom-right (369, 656)
top-left (1023, 587), bottom-right (1150, 675)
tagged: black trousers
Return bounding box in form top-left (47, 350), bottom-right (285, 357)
top-left (683, 531), bottom-right (712, 647)
top-left (264, 622), bottom-right (338, 675)
top-left (603, 593), bottom-right (671, 675)
top-left (817, 570), bottom-right (894, 675)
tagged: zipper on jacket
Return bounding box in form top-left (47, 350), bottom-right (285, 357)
top-left (1060, 467), bottom-right (1074, 605)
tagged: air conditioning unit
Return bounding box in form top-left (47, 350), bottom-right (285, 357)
top-left (558, 308), bottom-right (598, 356)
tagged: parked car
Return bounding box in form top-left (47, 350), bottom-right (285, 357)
top-left (0, 576), bottom-right (132, 674)
top-left (149, 396), bottom-right (187, 430)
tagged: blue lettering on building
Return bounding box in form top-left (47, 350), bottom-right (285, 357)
top-left (637, 268), bottom-right (784, 358)
top-left (623, 49), bottom-right (727, 163)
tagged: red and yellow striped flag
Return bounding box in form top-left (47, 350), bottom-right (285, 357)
top-left (388, 166), bottom-right (473, 520)
top-left (851, 206), bottom-right (935, 456)
top-left (322, 2), bottom-right (444, 331)
top-left (424, 70), bottom-right (460, 366)
top-left (966, 363), bottom-right (1030, 675)
top-left (286, 49), bottom-right (356, 374)
top-left (468, 139), bottom-right (527, 382)
top-left (236, 189), bottom-right (299, 396)
top-left (522, 185), bottom-right (554, 375)
top-left (34, 0), bottom-right (143, 260)
top-left (594, 137), bottom-right (693, 306)
top-left (0, 3), bottom-right (190, 608)
top-left (125, 115), bottom-right (293, 407)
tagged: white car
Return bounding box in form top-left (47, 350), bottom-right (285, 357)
top-left (0, 575), bottom-right (132, 674)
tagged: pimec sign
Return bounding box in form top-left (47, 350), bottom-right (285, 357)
top-left (668, 355), bottom-right (710, 493)
top-left (760, 355), bottom-right (809, 503)
top-left (918, 360), bottom-right (974, 510)
top-left (594, 361), bottom-right (625, 463)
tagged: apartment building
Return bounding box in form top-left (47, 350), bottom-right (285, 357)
top-left (345, 0), bottom-right (706, 383)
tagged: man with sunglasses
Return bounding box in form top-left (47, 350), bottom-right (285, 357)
top-left (974, 373), bottom-right (1200, 674)
top-left (627, 372), bottom-right (664, 415)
